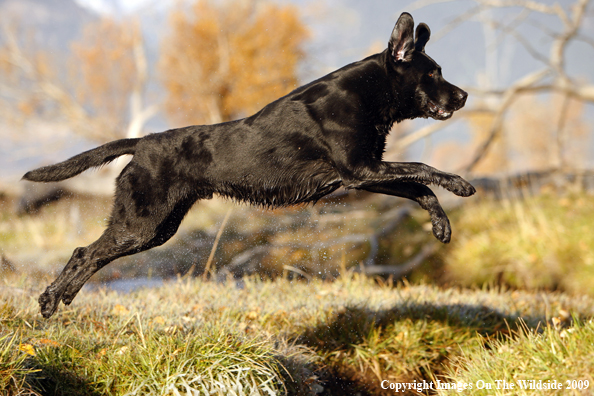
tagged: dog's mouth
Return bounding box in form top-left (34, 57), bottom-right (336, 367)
top-left (427, 100), bottom-right (453, 120)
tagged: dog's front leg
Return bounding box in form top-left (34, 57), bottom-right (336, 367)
top-left (358, 181), bottom-right (451, 243)
top-left (350, 162), bottom-right (476, 198)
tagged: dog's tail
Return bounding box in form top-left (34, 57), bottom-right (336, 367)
top-left (23, 138), bottom-right (140, 183)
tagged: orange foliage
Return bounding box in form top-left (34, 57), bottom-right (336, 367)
top-left (160, 0), bottom-right (309, 125)
top-left (0, 44), bottom-right (13, 76)
top-left (0, 27), bottom-right (64, 125)
top-left (70, 18), bottom-right (138, 127)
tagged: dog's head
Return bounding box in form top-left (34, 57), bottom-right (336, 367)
top-left (388, 12), bottom-right (467, 121)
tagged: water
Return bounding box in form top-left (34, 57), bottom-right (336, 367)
top-left (86, 277), bottom-right (164, 293)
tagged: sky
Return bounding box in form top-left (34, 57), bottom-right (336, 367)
top-left (75, 0), bottom-right (155, 14)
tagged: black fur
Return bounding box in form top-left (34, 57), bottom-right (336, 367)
top-left (24, 138), bottom-right (139, 182)
top-left (25, 13), bottom-right (475, 318)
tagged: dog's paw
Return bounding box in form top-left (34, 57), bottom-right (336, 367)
top-left (431, 211), bottom-right (451, 244)
top-left (443, 175), bottom-right (476, 197)
top-left (39, 288), bottom-right (60, 319)
top-left (62, 293), bottom-right (74, 306)
top-left (62, 284), bottom-right (82, 306)
top-left (456, 178), bottom-right (476, 197)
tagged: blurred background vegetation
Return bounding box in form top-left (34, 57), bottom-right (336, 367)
top-left (1, 0), bottom-right (594, 298)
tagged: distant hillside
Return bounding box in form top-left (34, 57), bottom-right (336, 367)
top-left (0, 0), bottom-right (96, 51)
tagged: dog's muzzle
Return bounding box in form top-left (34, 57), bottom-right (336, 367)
top-left (456, 89), bottom-right (468, 108)
top-left (427, 101), bottom-right (452, 119)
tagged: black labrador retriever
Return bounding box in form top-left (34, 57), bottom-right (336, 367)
top-left (24, 12), bottom-right (475, 318)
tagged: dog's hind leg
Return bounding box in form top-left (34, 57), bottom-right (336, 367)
top-left (39, 193), bottom-right (198, 318)
top-left (38, 230), bottom-right (137, 318)
top-left (359, 181), bottom-right (452, 243)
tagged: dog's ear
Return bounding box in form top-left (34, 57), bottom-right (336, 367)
top-left (389, 12), bottom-right (415, 62)
top-left (415, 23), bottom-right (430, 52)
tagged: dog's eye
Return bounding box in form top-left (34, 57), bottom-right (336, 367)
top-left (428, 72), bottom-right (434, 78)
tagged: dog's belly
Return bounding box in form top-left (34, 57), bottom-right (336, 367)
top-left (218, 164), bottom-right (342, 207)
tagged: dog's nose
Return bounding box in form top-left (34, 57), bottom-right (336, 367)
top-left (457, 89), bottom-right (468, 104)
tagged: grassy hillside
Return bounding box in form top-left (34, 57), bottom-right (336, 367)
top-left (1, 275), bottom-right (593, 395)
top-left (444, 193), bottom-right (594, 296)
top-left (3, 190), bottom-right (594, 394)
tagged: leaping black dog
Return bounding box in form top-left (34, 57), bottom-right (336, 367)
top-left (24, 12), bottom-right (475, 318)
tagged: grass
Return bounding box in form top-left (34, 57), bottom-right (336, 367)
top-left (1, 274), bottom-right (594, 395)
top-left (3, 190), bottom-right (594, 394)
top-left (0, 330), bottom-right (40, 395)
top-left (444, 193), bottom-right (594, 296)
top-left (438, 318), bottom-right (594, 395)
top-left (1, 277), bottom-right (314, 395)
top-left (30, 325), bottom-right (291, 395)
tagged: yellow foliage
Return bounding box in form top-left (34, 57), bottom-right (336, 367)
top-left (36, 338), bottom-right (61, 347)
top-left (18, 343), bottom-right (36, 356)
top-left (0, 45), bottom-right (14, 75)
top-left (70, 18), bottom-right (139, 128)
top-left (112, 304), bottom-right (130, 316)
top-left (17, 98), bottom-right (38, 116)
top-left (160, 0), bottom-right (309, 125)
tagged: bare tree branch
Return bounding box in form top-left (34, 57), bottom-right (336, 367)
top-left (462, 68), bottom-right (552, 173)
top-left (356, 243), bottom-right (438, 277)
top-left (404, 0), bottom-right (592, 175)
top-left (476, 0), bottom-right (569, 21)
top-left (466, 82), bottom-right (594, 102)
top-left (549, 0), bottom-right (588, 79)
top-left (489, 12), bottom-right (551, 66)
top-left (432, 5), bottom-right (486, 42)
top-left (555, 93), bottom-right (571, 169)
top-left (393, 109), bottom-right (493, 152)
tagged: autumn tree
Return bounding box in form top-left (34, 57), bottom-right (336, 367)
top-left (71, 17), bottom-right (157, 141)
top-left (0, 17), bottom-right (156, 143)
top-left (160, 0), bottom-right (308, 125)
top-left (0, 21), bottom-right (82, 128)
